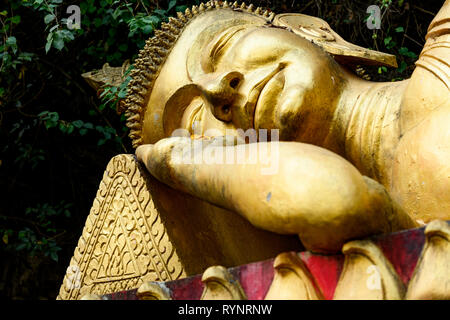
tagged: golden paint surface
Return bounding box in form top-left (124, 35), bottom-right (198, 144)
top-left (69, 1), bottom-right (450, 299)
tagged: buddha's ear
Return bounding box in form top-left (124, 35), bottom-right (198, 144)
top-left (273, 13), bottom-right (397, 68)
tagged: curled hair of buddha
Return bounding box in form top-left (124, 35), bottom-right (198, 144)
top-left (123, 1), bottom-right (274, 148)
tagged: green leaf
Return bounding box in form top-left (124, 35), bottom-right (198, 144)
top-left (84, 122), bottom-right (94, 129)
top-left (88, 5), bottom-right (97, 14)
top-left (112, 52), bottom-right (121, 60)
top-left (59, 122), bottom-right (67, 132)
top-left (79, 128), bottom-right (88, 136)
top-left (383, 36), bottom-right (392, 46)
top-left (153, 9), bottom-right (167, 17)
top-left (168, 0), bottom-right (177, 12)
top-left (11, 16), bottom-right (21, 24)
top-left (67, 124), bottom-right (74, 134)
top-left (94, 17), bottom-right (102, 28)
top-left (6, 36), bottom-right (17, 46)
top-left (16, 243), bottom-right (27, 251)
top-left (399, 47), bottom-right (417, 59)
top-left (83, 122), bottom-right (94, 129)
top-left (44, 120), bottom-right (53, 128)
top-left (118, 43), bottom-right (128, 52)
top-left (395, 26), bottom-right (404, 33)
top-left (45, 39), bottom-right (53, 53)
top-left (142, 25), bottom-right (153, 34)
top-left (49, 112), bottom-right (59, 122)
top-left (397, 60), bottom-right (407, 73)
top-left (175, 5), bottom-right (187, 12)
top-left (117, 90), bottom-right (127, 99)
top-left (53, 38), bottom-right (65, 50)
top-left (18, 52), bottom-right (34, 61)
top-left (148, 15), bottom-right (161, 25)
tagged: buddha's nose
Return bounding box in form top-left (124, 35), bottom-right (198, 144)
top-left (201, 71), bottom-right (243, 122)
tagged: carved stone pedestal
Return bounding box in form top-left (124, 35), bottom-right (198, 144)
top-left (57, 154), bottom-right (301, 300)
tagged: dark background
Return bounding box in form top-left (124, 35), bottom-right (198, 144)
top-left (0, 0), bottom-right (443, 299)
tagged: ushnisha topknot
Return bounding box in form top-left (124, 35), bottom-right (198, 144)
top-left (123, 1), bottom-right (275, 148)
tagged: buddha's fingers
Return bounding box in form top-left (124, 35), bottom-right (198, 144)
top-left (136, 136), bottom-right (240, 195)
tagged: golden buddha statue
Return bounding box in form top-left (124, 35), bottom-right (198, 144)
top-left (59, 1), bottom-right (450, 300)
top-left (126, 1), bottom-right (449, 252)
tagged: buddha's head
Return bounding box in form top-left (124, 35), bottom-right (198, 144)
top-left (124, 1), bottom-right (397, 147)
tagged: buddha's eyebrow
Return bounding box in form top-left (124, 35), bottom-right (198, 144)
top-left (209, 26), bottom-right (247, 66)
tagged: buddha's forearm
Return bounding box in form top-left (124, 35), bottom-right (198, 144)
top-left (137, 138), bottom-right (415, 252)
top-left (401, 0), bottom-right (450, 133)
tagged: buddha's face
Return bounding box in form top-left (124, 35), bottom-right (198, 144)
top-left (142, 9), bottom-right (346, 144)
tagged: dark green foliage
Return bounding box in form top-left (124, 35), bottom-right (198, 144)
top-left (0, 0), bottom-right (201, 299)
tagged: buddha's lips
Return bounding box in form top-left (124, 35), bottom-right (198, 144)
top-left (245, 63), bottom-right (286, 129)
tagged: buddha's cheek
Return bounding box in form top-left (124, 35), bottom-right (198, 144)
top-left (391, 105), bottom-right (450, 223)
